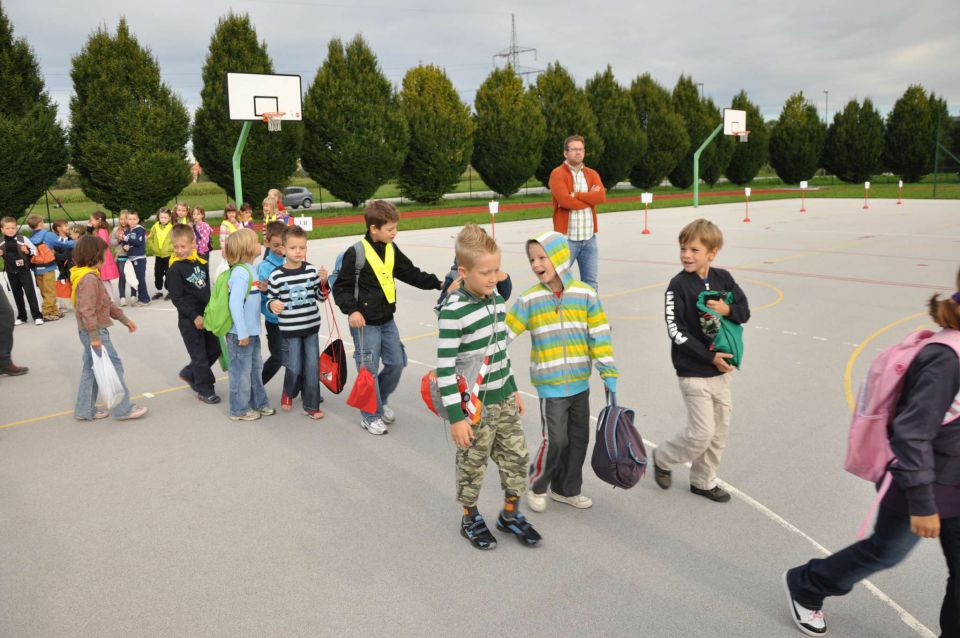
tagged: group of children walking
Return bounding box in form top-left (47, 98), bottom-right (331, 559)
top-left (9, 192), bottom-right (955, 637)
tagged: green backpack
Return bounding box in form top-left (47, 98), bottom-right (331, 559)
top-left (696, 290), bottom-right (744, 369)
top-left (204, 264), bottom-right (256, 337)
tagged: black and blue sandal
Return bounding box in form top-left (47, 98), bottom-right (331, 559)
top-left (461, 514), bottom-right (498, 550)
top-left (496, 512), bottom-right (542, 546)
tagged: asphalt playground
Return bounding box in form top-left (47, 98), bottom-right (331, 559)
top-left (1, 197), bottom-right (956, 637)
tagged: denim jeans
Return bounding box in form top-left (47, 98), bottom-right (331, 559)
top-left (787, 504), bottom-right (960, 636)
top-left (225, 333), bottom-right (269, 417)
top-left (131, 258), bottom-right (150, 303)
top-left (349, 320), bottom-right (407, 422)
top-left (75, 329), bottom-right (134, 419)
top-left (283, 332), bottom-right (322, 412)
top-left (567, 234), bottom-right (599, 291)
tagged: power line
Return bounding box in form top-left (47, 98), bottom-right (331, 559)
top-left (492, 13), bottom-right (541, 81)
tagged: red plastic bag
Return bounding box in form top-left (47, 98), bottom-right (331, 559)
top-left (319, 295), bottom-right (348, 394)
top-left (346, 366), bottom-right (378, 413)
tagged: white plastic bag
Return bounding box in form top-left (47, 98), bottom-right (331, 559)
top-left (90, 346), bottom-right (125, 409)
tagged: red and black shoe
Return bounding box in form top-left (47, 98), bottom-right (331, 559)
top-left (281, 392), bottom-right (293, 412)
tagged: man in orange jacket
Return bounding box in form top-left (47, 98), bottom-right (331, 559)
top-left (547, 135), bottom-right (605, 291)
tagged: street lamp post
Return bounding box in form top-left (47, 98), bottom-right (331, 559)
top-left (823, 90), bottom-right (829, 125)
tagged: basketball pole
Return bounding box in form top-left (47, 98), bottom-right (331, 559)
top-left (692, 123), bottom-right (723, 208)
top-left (232, 121), bottom-right (253, 206)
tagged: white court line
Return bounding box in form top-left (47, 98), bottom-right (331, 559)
top-left (399, 352), bottom-right (934, 637)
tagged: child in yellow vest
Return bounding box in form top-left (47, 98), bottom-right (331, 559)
top-left (331, 200), bottom-right (443, 435)
top-left (147, 208), bottom-right (174, 300)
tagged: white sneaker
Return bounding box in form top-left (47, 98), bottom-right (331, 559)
top-left (381, 405), bottom-right (396, 424)
top-left (14, 319), bottom-right (23, 326)
top-left (782, 571), bottom-right (827, 636)
top-left (361, 417), bottom-right (388, 435)
top-left (34, 318), bottom-right (44, 326)
top-left (550, 493), bottom-right (593, 509)
top-left (119, 298), bottom-right (127, 307)
top-left (526, 491), bottom-right (547, 512)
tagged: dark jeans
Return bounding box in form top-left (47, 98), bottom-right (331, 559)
top-left (787, 504), bottom-right (960, 637)
top-left (154, 256), bottom-right (170, 291)
top-left (131, 259), bottom-right (150, 303)
top-left (529, 389), bottom-right (591, 497)
top-left (6, 269), bottom-right (40, 321)
top-left (177, 318), bottom-right (220, 397)
top-left (0, 288), bottom-right (15, 365)
top-left (262, 320), bottom-right (286, 385)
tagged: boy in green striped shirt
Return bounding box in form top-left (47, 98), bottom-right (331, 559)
top-left (436, 224), bottom-right (542, 551)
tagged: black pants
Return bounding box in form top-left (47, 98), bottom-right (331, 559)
top-left (0, 287), bottom-right (15, 366)
top-left (177, 318), bottom-right (221, 397)
top-left (529, 389), bottom-right (591, 497)
top-left (6, 269), bottom-right (40, 321)
top-left (262, 320), bottom-right (285, 385)
top-left (154, 256), bottom-right (170, 292)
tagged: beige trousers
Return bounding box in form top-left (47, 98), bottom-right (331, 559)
top-left (656, 374), bottom-right (732, 490)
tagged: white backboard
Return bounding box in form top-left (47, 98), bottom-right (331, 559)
top-left (226, 72), bottom-right (302, 121)
top-left (723, 108), bottom-right (747, 136)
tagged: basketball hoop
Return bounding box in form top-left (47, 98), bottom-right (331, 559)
top-left (261, 111), bottom-right (285, 132)
top-left (732, 130), bottom-right (750, 143)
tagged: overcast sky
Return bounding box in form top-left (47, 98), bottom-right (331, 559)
top-left (6, 0), bottom-right (959, 126)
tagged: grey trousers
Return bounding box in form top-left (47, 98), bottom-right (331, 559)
top-left (0, 289), bottom-right (15, 366)
top-left (529, 389), bottom-right (591, 497)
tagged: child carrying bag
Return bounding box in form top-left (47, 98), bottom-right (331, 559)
top-left (203, 263), bottom-right (256, 371)
top-left (319, 291), bottom-right (348, 394)
top-left (591, 390), bottom-right (647, 489)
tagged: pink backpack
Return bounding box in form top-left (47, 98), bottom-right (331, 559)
top-left (845, 328), bottom-right (960, 537)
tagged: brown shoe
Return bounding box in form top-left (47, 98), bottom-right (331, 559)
top-left (0, 364), bottom-right (29, 376)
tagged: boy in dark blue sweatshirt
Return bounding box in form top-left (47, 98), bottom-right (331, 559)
top-left (121, 210), bottom-right (150, 305)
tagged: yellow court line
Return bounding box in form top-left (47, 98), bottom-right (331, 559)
top-left (843, 312), bottom-right (927, 412)
top-left (739, 277), bottom-right (785, 311)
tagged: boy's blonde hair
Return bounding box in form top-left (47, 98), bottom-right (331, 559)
top-left (364, 200), bottom-right (400, 229)
top-left (223, 228), bottom-right (259, 265)
top-left (26, 214), bottom-right (43, 229)
top-left (678, 218), bottom-right (724, 253)
top-left (455, 223), bottom-right (500, 270)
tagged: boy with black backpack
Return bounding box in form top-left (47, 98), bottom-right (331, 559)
top-left (653, 218), bottom-right (750, 503)
top-left (332, 200), bottom-right (442, 435)
top-left (506, 230), bottom-right (618, 513)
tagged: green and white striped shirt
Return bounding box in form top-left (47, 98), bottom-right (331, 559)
top-left (567, 165), bottom-right (594, 241)
top-left (436, 290), bottom-right (517, 423)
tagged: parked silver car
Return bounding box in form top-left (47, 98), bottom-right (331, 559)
top-left (283, 186), bottom-right (314, 209)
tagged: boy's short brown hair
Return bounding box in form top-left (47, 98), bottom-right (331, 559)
top-left (264, 221), bottom-right (287, 241)
top-left (282, 224), bottom-right (306, 244)
top-left (1, 216), bottom-right (17, 227)
top-left (455, 223), bottom-right (500, 270)
top-left (678, 218), bottom-right (724, 253)
top-left (73, 235), bottom-right (107, 267)
top-left (52, 219), bottom-right (70, 233)
top-left (171, 223), bottom-right (194, 243)
top-left (240, 202), bottom-right (253, 213)
top-left (364, 200), bottom-right (400, 230)
top-left (26, 214), bottom-right (43, 229)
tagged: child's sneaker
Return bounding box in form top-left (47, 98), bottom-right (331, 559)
top-left (782, 571), bottom-right (827, 636)
top-left (197, 393), bottom-right (221, 405)
top-left (550, 493), bottom-right (593, 509)
top-left (258, 407), bottom-right (276, 417)
top-left (495, 512), bottom-right (541, 546)
top-left (305, 409), bottom-right (325, 420)
top-left (281, 392), bottom-right (293, 412)
top-left (119, 298), bottom-right (127, 307)
top-left (361, 417), bottom-right (388, 435)
top-left (151, 292), bottom-right (163, 301)
top-left (14, 319), bottom-right (24, 326)
top-left (460, 514), bottom-right (497, 550)
top-left (381, 404), bottom-right (396, 424)
top-left (230, 411), bottom-right (261, 421)
top-left (34, 318), bottom-right (44, 326)
top-left (653, 448), bottom-right (671, 490)
top-left (526, 491), bottom-right (547, 512)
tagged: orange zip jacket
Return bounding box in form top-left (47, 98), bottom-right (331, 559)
top-left (548, 163), bottom-right (606, 235)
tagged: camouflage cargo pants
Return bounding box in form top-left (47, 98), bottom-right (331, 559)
top-left (456, 394), bottom-right (530, 507)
